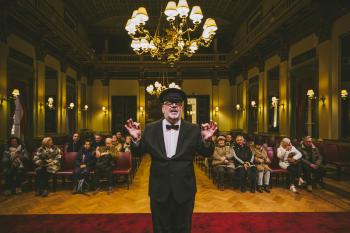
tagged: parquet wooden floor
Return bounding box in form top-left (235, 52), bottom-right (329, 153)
top-left (1, 155), bottom-right (350, 214)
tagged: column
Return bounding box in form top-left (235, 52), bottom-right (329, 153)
top-left (258, 61), bottom-right (265, 133)
top-left (138, 76), bottom-right (146, 129)
top-left (0, 40), bottom-right (9, 143)
top-left (317, 37), bottom-right (332, 139)
top-left (242, 70), bottom-right (248, 133)
top-left (58, 61), bottom-right (67, 134)
top-left (76, 73), bottom-right (82, 130)
top-left (279, 47), bottom-right (289, 136)
top-left (211, 77), bottom-right (220, 123)
top-left (34, 45), bottom-right (46, 137)
top-left (101, 76), bottom-right (110, 134)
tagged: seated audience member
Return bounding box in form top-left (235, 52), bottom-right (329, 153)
top-left (94, 138), bottom-right (118, 194)
top-left (91, 133), bottom-right (104, 150)
top-left (252, 138), bottom-right (271, 193)
top-left (225, 134), bottom-right (234, 147)
top-left (112, 135), bottom-right (123, 152)
top-left (115, 131), bottom-right (125, 144)
top-left (232, 135), bottom-right (257, 193)
top-left (66, 132), bottom-right (82, 152)
top-left (211, 134), bottom-right (218, 146)
top-left (299, 136), bottom-right (326, 190)
top-left (33, 137), bottom-right (62, 197)
top-left (212, 136), bottom-right (235, 190)
top-left (123, 135), bottom-right (132, 152)
top-left (2, 136), bottom-right (29, 195)
top-left (72, 140), bottom-right (95, 194)
top-left (277, 138), bottom-right (304, 193)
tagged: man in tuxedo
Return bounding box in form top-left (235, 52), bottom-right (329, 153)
top-left (125, 88), bottom-right (217, 233)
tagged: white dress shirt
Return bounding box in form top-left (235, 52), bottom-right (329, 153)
top-left (162, 119), bottom-right (181, 158)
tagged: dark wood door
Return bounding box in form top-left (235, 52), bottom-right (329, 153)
top-left (112, 96), bottom-right (137, 135)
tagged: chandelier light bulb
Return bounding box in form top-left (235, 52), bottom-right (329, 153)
top-left (136, 7), bottom-right (149, 25)
top-left (165, 1), bottom-right (178, 21)
top-left (131, 10), bottom-right (140, 26)
top-left (131, 38), bottom-right (141, 50)
top-left (190, 6), bottom-right (203, 24)
top-left (177, 0), bottom-right (190, 18)
top-left (140, 38), bottom-right (149, 50)
top-left (203, 18), bottom-right (218, 33)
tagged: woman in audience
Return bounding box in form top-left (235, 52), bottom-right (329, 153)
top-left (277, 137), bottom-right (304, 193)
top-left (232, 135), bottom-right (257, 193)
top-left (2, 136), bottom-right (29, 195)
top-left (112, 135), bottom-right (123, 152)
top-left (72, 140), bottom-right (95, 194)
top-left (252, 138), bottom-right (271, 193)
top-left (33, 137), bottom-right (62, 197)
top-left (212, 136), bottom-right (235, 191)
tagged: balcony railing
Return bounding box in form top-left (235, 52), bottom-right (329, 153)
top-left (96, 53), bottom-right (228, 65)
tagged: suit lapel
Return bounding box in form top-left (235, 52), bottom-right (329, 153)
top-left (156, 119), bottom-right (167, 158)
top-left (174, 120), bottom-right (188, 156)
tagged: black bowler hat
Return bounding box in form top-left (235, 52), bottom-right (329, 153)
top-left (159, 88), bottom-right (187, 103)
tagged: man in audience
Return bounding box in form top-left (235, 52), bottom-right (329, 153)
top-left (277, 137), bottom-right (304, 193)
top-left (225, 134), bottom-right (234, 147)
top-left (66, 132), bottom-right (82, 152)
top-left (232, 135), bottom-right (257, 193)
top-left (94, 137), bottom-right (118, 195)
top-left (212, 136), bottom-right (235, 190)
top-left (72, 140), bottom-right (95, 194)
top-left (112, 135), bottom-right (123, 152)
top-left (252, 138), bottom-right (271, 193)
top-left (91, 133), bottom-right (104, 150)
top-left (33, 137), bottom-right (62, 197)
top-left (2, 136), bottom-right (29, 195)
top-left (299, 136), bottom-right (326, 190)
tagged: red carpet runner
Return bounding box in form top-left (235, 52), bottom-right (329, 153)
top-left (0, 212), bottom-right (349, 233)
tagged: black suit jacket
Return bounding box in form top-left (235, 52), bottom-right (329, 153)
top-left (133, 119), bottom-right (214, 203)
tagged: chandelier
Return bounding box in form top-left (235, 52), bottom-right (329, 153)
top-left (125, 0), bottom-right (218, 66)
top-left (146, 72), bottom-right (180, 96)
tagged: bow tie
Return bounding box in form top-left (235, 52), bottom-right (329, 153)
top-left (166, 124), bottom-right (179, 130)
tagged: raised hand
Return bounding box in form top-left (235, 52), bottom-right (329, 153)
top-left (124, 118), bottom-right (142, 141)
top-left (201, 121), bottom-right (218, 141)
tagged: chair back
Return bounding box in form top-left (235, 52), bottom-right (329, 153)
top-left (63, 152), bottom-right (78, 170)
top-left (322, 144), bottom-right (339, 162)
top-left (115, 152), bottom-right (132, 171)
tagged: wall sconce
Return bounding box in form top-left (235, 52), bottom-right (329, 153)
top-left (307, 89), bottom-right (325, 104)
top-left (341, 89), bottom-right (348, 100)
top-left (66, 102), bottom-right (75, 110)
top-left (214, 106), bottom-right (219, 116)
top-left (102, 106), bottom-right (107, 115)
top-left (83, 104), bottom-right (89, 111)
top-left (0, 95), bottom-right (7, 105)
top-left (236, 104), bottom-right (241, 111)
top-left (46, 97), bottom-right (55, 109)
top-left (251, 100), bottom-right (257, 108)
top-left (12, 89), bottom-right (20, 97)
top-left (139, 106), bottom-right (144, 116)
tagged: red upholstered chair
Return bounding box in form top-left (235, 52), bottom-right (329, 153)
top-left (56, 152), bottom-right (78, 185)
top-left (325, 144), bottom-right (350, 180)
top-left (265, 146), bottom-right (288, 187)
top-left (112, 152), bottom-right (132, 189)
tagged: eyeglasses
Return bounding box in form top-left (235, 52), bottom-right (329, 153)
top-left (163, 101), bottom-right (182, 107)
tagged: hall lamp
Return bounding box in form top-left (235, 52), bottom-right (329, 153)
top-left (341, 89), bottom-right (348, 100)
top-left (0, 95), bottom-right (6, 105)
top-left (139, 106), bottom-right (144, 116)
top-left (236, 104), bottom-right (241, 111)
top-left (67, 102), bottom-right (75, 110)
top-left (214, 106), bottom-right (219, 116)
top-left (83, 105), bottom-right (89, 111)
top-left (251, 100), bottom-right (257, 108)
top-left (307, 89), bottom-right (325, 105)
top-left (102, 106), bottom-right (107, 115)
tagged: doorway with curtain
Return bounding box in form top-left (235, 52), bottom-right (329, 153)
top-left (112, 96), bottom-right (137, 135)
